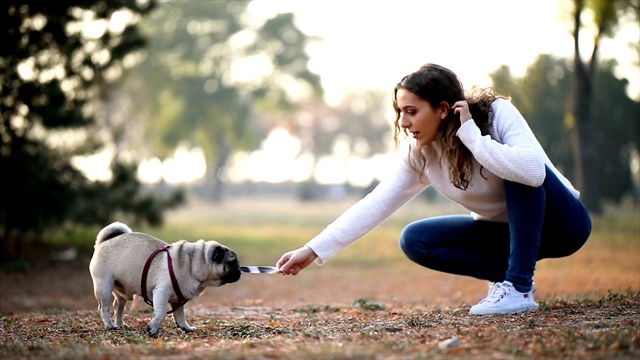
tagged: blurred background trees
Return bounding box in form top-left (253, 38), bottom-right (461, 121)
top-left (566, 0), bottom-right (640, 213)
top-left (0, 0), bottom-right (187, 259)
top-left (121, 1), bottom-right (323, 202)
top-left (492, 55), bottom-right (639, 207)
top-left (1, 0), bottom-right (638, 261)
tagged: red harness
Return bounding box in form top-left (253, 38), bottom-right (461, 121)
top-left (141, 245), bottom-right (188, 314)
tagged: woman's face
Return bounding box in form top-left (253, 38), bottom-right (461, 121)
top-left (396, 88), bottom-right (447, 146)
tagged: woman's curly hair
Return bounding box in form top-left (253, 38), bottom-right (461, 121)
top-left (392, 64), bottom-right (509, 190)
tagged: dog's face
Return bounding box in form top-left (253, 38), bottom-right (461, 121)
top-left (207, 242), bottom-right (241, 285)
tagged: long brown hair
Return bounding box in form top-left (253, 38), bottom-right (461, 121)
top-left (392, 64), bottom-right (509, 190)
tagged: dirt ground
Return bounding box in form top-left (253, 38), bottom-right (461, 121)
top-left (1, 246), bottom-right (639, 359)
top-left (0, 244), bottom-right (638, 314)
top-left (0, 254), bottom-right (639, 359)
top-left (1, 199), bottom-right (639, 359)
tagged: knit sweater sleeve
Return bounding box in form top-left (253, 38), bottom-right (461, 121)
top-left (305, 155), bottom-right (428, 264)
top-left (456, 99), bottom-right (546, 186)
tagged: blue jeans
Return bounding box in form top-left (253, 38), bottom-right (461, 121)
top-left (399, 166), bottom-right (592, 293)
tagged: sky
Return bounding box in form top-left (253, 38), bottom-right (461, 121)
top-left (248, 0), bottom-right (638, 104)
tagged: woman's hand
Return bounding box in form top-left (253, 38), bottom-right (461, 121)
top-left (452, 100), bottom-right (472, 125)
top-left (276, 246), bottom-right (318, 275)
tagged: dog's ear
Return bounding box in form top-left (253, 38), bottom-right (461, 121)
top-left (211, 246), bottom-right (226, 264)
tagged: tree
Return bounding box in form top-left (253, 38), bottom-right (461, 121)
top-left (0, 0), bottom-right (172, 260)
top-left (127, 1), bottom-right (323, 202)
top-left (492, 55), bottom-right (574, 176)
top-left (491, 55), bottom-right (640, 205)
top-left (567, 0), bottom-right (639, 213)
top-left (588, 60), bottom-right (640, 202)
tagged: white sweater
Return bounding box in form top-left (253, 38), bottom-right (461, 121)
top-left (305, 99), bottom-right (579, 264)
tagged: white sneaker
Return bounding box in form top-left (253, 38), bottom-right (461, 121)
top-left (470, 281), bottom-right (539, 315)
top-left (487, 281), bottom-right (536, 296)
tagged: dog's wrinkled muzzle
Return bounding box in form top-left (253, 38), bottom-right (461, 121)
top-left (222, 258), bottom-right (241, 284)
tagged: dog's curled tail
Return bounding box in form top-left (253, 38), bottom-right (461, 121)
top-left (96, 222), bottom-right (132, 245)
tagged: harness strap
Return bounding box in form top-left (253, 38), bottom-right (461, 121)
top-left (141, 245), bottom-right (188, 314)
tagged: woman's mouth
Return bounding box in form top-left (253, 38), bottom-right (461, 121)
top-left (411, 131), bottom-right (420, 139)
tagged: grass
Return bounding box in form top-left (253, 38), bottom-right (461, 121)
top-left (43, 196), bottom-right (640, 267)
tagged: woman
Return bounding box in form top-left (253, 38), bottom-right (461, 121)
top-left (276, 64), bottom-right (592, 315)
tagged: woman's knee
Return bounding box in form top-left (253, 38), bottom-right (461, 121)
top-left (539, 210), bottom-right (592, 259)
top-left (538, 171), bottom-right (593, 259)
top-left (399, 220), bottom-right (447, 264)
top-left (398, 222), bottom-right (423, 258)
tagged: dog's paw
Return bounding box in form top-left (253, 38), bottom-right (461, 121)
top-left (146, 324), bottom-right (161, 337)
top-left (105, 325), bottom-right (118, 331)
top-left (180, 325), bottom-right (196, 333)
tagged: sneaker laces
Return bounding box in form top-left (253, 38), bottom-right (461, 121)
top-left (480, 282), bottom-right (511, 304)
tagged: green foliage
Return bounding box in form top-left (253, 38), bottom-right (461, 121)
top-left (0, 137), bottom-right (88, 235)
top-left (353, 298), bottom-right (386, 311)
top-left (1, 257), bottom-right (31, 273)
top-left (127, 1), bottom-right (323, 201)
top-left (491, 55), bottom-right (640, 203)
top-left (67, 161), bottom-right (186, 227)
top-left (589, 61), bottom-right (640, 201)
top-left (583, 0), bottom-right (637, 38)
top-left (0, 0), bottom-right (186, 260)
top-left (558, 0), bottom-right (639, 213)
top-left (294, 304), bottom-right (341, 314)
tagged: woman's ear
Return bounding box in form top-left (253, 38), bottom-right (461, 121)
top-left (439, 101), bottom-right (450, 120)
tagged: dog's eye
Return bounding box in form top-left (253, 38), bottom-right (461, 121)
top-left (211, 247), bottom-right (226, 264)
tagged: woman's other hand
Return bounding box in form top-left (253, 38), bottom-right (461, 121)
top-left (452, 100), bottom-right (472, 125)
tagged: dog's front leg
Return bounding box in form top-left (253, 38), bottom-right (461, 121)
top-left (172, 304), bottom-right (196, 332)
top-left (147, 289), bottom-right (170, 335)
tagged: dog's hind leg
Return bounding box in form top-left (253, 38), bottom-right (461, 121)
top-left (113, 294), bottom-right (128, 328)
top-left (172, 304), bottom-right (195, 332)
top-left (94, 286), bottom-right (116, 330)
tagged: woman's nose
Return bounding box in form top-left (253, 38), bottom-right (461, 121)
top-left (400, 114), bottom-right (410, 128)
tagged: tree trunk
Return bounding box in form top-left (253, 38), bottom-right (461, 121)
top-left (209, 141), bottom-right (231, 203)
top-left (572, 70), bottom-right (600, 213)
top-left (571, 0), bottom-right (602, 214)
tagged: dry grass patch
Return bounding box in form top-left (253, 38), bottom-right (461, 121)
top-left (1, 291), bottom-right (638, 359)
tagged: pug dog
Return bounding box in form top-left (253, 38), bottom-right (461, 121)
top-left (89, 222), bottom-right (241, 335)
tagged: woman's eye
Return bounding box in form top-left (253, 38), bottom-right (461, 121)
top-left (400, 108), bottom-right (415, 116)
